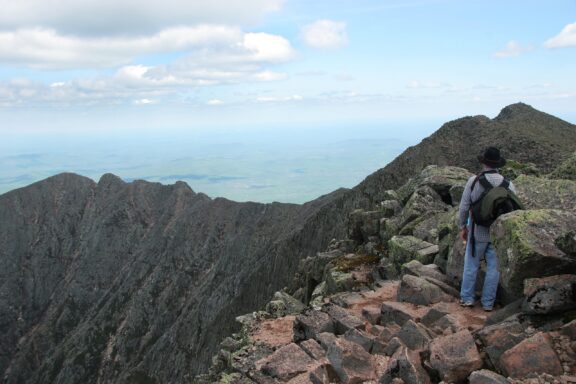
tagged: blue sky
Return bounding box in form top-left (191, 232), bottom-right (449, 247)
top-left (0, 0), bottom-right (575, 131)
top-left (0, 1), bottom-right (575, 202)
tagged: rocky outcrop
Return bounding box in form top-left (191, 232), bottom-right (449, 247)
top-left (491, 209), bottom-right (576, 303)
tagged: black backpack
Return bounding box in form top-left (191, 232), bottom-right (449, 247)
top-left (470, 172), bottom-right (523, 227)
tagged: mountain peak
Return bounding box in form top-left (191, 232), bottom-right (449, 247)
top-left (494, 102), bottom-right (539, 121)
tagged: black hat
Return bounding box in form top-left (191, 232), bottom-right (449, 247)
top-left (478, 147), bottom-right (506, 168)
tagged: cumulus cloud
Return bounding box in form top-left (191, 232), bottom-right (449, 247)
top-left (494, 40), bottom-right (533, 58)
top-left (0, 26), bottom-right (296, 69)
top-left (544, 22), bottom-right (576, 48)
top-left (0, 0), bottom-right (284, 36)
top-left (300, 20), bottom-right (348, 49)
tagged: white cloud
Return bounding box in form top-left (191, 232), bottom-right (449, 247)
top-left (300, 20), bottom-right (348, 49)
top-left (544, 23), bottom-right (576, 48)
top-left (0, 0), bottom-right (284, 36)
top-left (134, 98), bottom-right (157, 105)
top-left (494, 40), bottom-right (532, 58)
top-left (207, 99), bottom-right (224, 105)
top-left (255, 95), bottom-right (303, 103)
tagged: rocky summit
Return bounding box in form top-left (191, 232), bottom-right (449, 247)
top-left (1, 103), bottom-right (575, 383)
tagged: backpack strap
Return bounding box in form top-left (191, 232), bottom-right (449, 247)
top-left (499, 178), bottom-right (510, 189)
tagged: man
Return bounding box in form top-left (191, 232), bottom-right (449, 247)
top-left (458, 147), bottom-right (515, 311)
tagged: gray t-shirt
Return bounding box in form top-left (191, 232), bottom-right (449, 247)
top-left (458, 170), bottom-right (516, 243)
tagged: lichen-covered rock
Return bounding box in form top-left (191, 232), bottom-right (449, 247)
top-left (387, 236), bottom-right (439, 277)
top-left (522, 274), bottom-right (576, 314)
top-left (396, 165), bottom-right (473, 205)
top-left (348, 209), bottom-right (388, 243)
top-left (397, 275), bottom-right (453, 306)
top-left (429, 330), bottom-right (483, 383)
top-left (549, 151), bottom-right (576, 181)
top-left (380, 200), bottom-right (403, 218)
top-left (491, 209), bottom-right (576, 303)
top-left (500, 159), bottom-right (540, 180)
top-left (514, 175), bottom-right (576, 212)
top-left (326, 270), bottom-right (355, 295)
top-left (399, 186), bottom-right (449, 230)
top-left (271, 291), bottom-right (306, 315)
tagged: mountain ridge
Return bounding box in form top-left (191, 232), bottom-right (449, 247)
top-left (1, 102), bottom-right (575, 383)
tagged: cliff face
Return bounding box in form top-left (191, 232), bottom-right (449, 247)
top-left (0, 103), bottom-right (575, 383)
top-left (0, 173), bottom-right (350, 383)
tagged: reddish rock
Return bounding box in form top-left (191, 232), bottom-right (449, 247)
top-left (468, 369), bottom-right (509, 384)
top-left (343, 328), bottom-right (375, 353)
top-left (380, 346), bottom-right (431, 384)
top-left (429, 330), bottom-right (483, 383)
top-left (256, 343), bottom-right (316, 381)
top-left (294, 311), bottom-right (335, 342)
top-left (309, 364), bottom-right (340, 384)
top-left (476, 317), bottom-right (528, 370)
top-left (421, 302), bottom-right (453, 327)
top-left (499, 332), bottom-right (563, 378)
top-left (315, 332), bottom-right (339, 351)
top-left (300, 339), bottom-right (327, 361)
top-left (380, 301), bottom-right (428, 326)
top-left (326, 337), bottom-right (377, 383)
top-left (325, 304), bottom-right (366, 334)
top-left (362, 306), bottom-right (382, 325)
top-left (431, 314), bottom-right (466, 335)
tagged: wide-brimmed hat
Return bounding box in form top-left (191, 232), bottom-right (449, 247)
top-left (477, 147), bottom-right (506, 168)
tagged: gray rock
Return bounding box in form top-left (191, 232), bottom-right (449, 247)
top-left (380, 301), bottom-right (427, 327)
top-left (325, 305), bottom-right (365, 335)
top-left (394, 320), bottom-right (433, 350)
top-left (380, 346), bottom-right (431, 384)
top-left (401, 260), bottom-right (452, 285)
top-left (522, 274), bottom-right (576, 314)
top-left (388, 236), bottom-right (439, 277)
top-left (256, 343), bottom-right (315, 381)
top-left (294, 311), bottom-right (335, 342)
top-left (475, 317), bottom-right (529, 371)
top-left (397, 275), bottom-right (453, 306)
top-left (326, 338), bottom-right (377, 383)
top-left (380, 200), bottom-right (403, 218)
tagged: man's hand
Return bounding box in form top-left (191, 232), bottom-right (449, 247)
top-left (460, 227), bottom-right (468, 242)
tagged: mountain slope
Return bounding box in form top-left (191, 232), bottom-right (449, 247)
top-left (0, 103), bottom-right (575, 382)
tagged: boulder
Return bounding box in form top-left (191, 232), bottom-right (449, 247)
top-left (499, 332), bottom-right (563, 378)
top-left (421, 276), bottom-right (460, 298)
top-left (326, 270), bottom-right (355, 295)
top-left (500, 159), bottom-right (541, 180)
top-left (394, 319), bottom-right (433, 350)
top-left (388, 236), bottom-right (439, 277)
top-left (270, 291), bottom-right (306, 315)
top-left (429, 330), bottom-right (483, 383)
top-left (396, 165), bottom-right (473, 205)
top-left (402, 260), bottom-right (452, 285)
top-left (397, 275), bottom-right (453, 306)
top-left (343, 328), bottom-right (375, 353)
top-left (256, 343), bottom-right (315, 381)
top-left (326, 337), bottom-right (377, 383)
top-left (380, 217), bottom-right (402, 243)
top-left (514, 175), bottom-right (576, 212)
top-left (325, 305), bottom-right (365, 335)
top-left (294, 311), bottom-right (335, 342)
top-left (300, 339), bottom-right (327, 361)
top-left (399, 186), bottom-right (449, 230)
top-left (476, 316), bottom-right (528, 371)
top-left (468, 369), bottom-right (509, 384)
top-left (380, 346), bottom-right (431, 384)
top-left (421, 302), bottom-right (453, 327)
top-left (349, 209), bottom-right (388, 243)
top-left (380, 200), bottom-right (403, 218)
top-left (561, 319), bottom-right (576, 339)
top-left (309, 364), bottom-right (340, 384)
top-left (522, 274), bottom-right (576, 314)
top-left (411, 212), bottom-right (446, 243)
top-left (491, 209), bottom-right (576, 303)
top-left (362, 306), bottom-right (382, 325)
top-left (548, 151), bottom-right (576, 181)
top-left (380, 301), bottom-right (428, 327)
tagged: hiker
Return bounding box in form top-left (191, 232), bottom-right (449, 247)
top-left (458, 147), bottom-right (516, 311)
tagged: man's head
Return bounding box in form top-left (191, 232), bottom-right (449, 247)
top-left (478, 147), bottom-right (506, 168)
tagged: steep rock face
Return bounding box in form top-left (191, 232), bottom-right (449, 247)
top-left (0, 173), bottom-right (349, 383)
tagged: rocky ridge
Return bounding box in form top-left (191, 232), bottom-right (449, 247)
top-left (1, 103), bottom-right (575, 383)
top-left (196, 159), bottom-right (576, 383)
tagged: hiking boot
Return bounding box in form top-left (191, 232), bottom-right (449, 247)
top-left (459, 300), bottom-right (475, 307)
top-left (483, 306), bottom-right (493, 312)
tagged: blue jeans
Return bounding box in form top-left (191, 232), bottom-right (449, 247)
top-left (460, 236), bottom-right (500, 308)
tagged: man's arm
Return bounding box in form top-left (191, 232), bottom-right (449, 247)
top-left (458, 176), bottom-right (475, 240)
